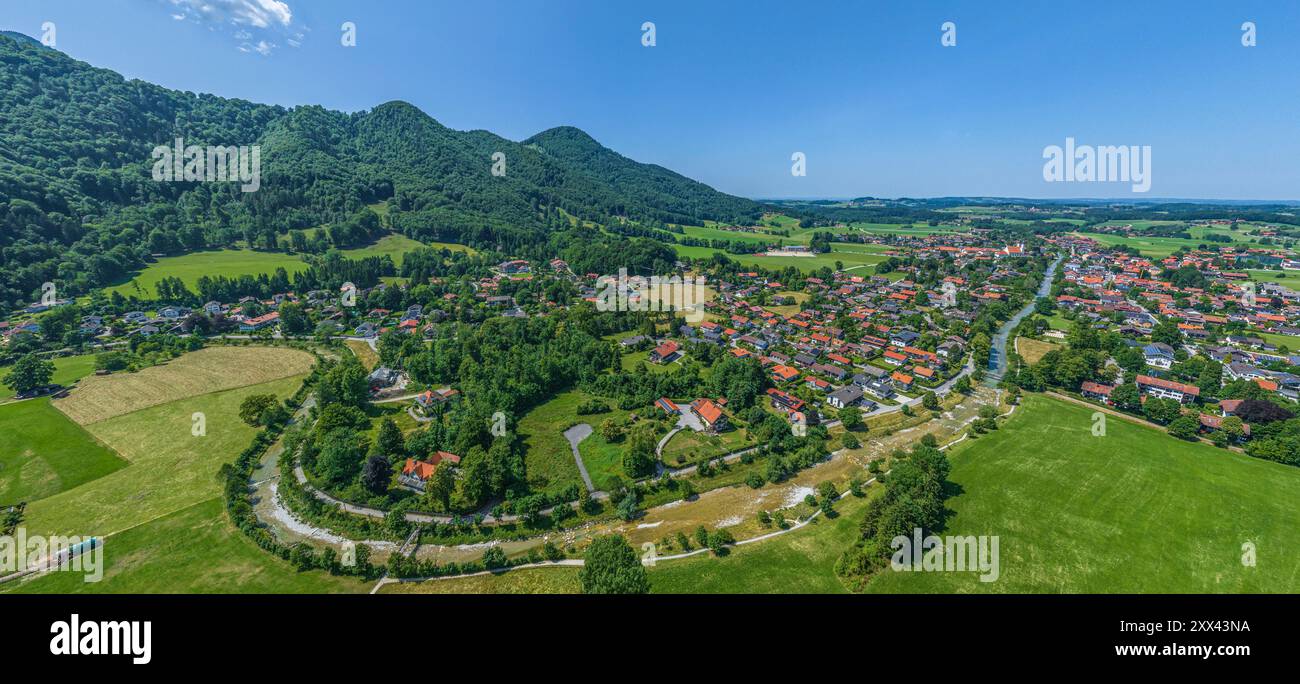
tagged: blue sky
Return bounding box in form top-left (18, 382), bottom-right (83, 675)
top-left (6, 0), bottom-right (1299, 200)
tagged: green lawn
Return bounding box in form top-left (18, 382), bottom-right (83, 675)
top-left (851, 222), bottom-right (968, 236)
top-left (104, 249), bottom-right (308, 299)
top-left (659, 425), bottom-right (752, 466)
top-left (866, 395), bottom-right (1300, 593)
top-left (1072, 228), bottom-right (1271, 259)
top-left (380, 566), bottom-right (582, 594)
top-left (380, 492), bottom-right (870, 594)
top-left (672, 244), bottom-right (889, 274)
top-left (0, 398), bottom-right (127, 505)
top-left (1248, 330), bottom-right (1300, 352)
top-left (1246, 269), bottom-right (1296, 284)
top-left (0, 353), bottom-right (98, 400)
top-left (516, 390), bottom-right (591, 495)
top-left (577, 425), bottom-right (630, 489)
top-left (648, 493), bottom-right (868, 593)
top-left (21, 374), bottom-right (306, 538)
top-left (2, 498), bottom-right (369, 594)
top-left (340, 233), bottom-right (427, 267)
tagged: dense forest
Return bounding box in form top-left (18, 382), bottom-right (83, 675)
top-left (0, 31), bottom-right (766, 314)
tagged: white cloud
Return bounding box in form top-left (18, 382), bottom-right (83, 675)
top-left (238, 39), bottom-right (276, 56)
top-left (164, 0), bottom-right (299, 55)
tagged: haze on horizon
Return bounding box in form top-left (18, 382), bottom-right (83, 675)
top-left (6, 0), bottom-right (1299, 201)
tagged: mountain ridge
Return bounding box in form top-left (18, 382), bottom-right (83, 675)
top-left (0, 31), bottom-right (765, 312)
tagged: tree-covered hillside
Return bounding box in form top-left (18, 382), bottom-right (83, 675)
top-left (0, 32), bottom-right (764, 313)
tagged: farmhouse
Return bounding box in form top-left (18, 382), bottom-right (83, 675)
top-left (1135, 374), bottom-right (1200, 404)
top-left (1080, 381), bottom-right (1114, 404)
top-left (497, 259), bottom-right (531, 274)
top-left (239, 311), bottom-right (279, 332)
top-left (766, 387), bottom-right (805, 413)
top-left (414, 388), bottom-right (459, 415)
top-left (689, 398), bottom-right (728, 433)
top-left (399, 451), bottom-right (462, 490)
top-left (656, 397), bottom-right (680, 415)
top-left (649, 340), bottom-right (681, 364)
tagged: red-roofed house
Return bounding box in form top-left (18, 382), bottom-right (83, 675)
top-left (400, 451), bottom-right (461, 490)
top-left (649, 340), bottom-right (681, 364)
top-left (1080, 381), bottom-right (1115, 404)
top-left (1136, 375), bottom-right (1200, 404)
top-left (689, 398), bottom-right (728, 433)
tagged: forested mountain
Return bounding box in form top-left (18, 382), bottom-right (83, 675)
top-left (524, 126), bottom-right (761, 225)
top-left (0, 32), bottom-right (765, 313)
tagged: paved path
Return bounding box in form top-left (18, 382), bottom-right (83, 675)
top-left (373, 392), bottom-right (421, 404)
top-left (563, 423), bottom-right (595, 492)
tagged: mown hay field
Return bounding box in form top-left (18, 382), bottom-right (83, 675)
top-left (53, 346), bottom-right (314, 425)
top-left (23, 374), bottom-right (306, 538)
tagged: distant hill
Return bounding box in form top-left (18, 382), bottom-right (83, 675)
top-left (0, 31), bottom-right (764, 313)
top-left (0, 31), bottom-right (43, 48)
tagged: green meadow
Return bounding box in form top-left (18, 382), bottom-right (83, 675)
top-left (867, 396), bottom-right (1300, 593)
top-left (104, 232), bottom-right (474, 299)
top-left (341, 233), bottom-right (449, 267)
top-left (104, 249), bottom-right (308, 299)
top-left (0, 398), bottom-right (127, 505)
top-left (672, 243), bottom-right (890, 274)
top-left (386, 393), bottom-right (1300, 595)
top-left (0, 353), bottom-right (98, 401)
top-left (2, 498), bottom-right (368, 594)
top-left (380, 489), bottom-right (871, 594)
top-left (516, 390), bottom-right (591, 495)
top-left (21, 374), bottom-right (306, 538)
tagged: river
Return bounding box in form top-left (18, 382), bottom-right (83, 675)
top-left (986, 254), bottom-right (1064, 381)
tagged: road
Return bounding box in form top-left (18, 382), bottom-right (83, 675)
top-left (563, 423), bottom-right (595, 492)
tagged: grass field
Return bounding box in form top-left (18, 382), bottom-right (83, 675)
top-left (1245, 268), bottom-right (1296, 284)
top-left (672, 244), bottom-right (889, 274)
top-left (340, 233), bottom-right (427, 267)
top-left (0, 398), bottom-right (127, 505)
top-left (53, 346), bottom-right (314, 425)
top-left (344, 339), bottom-right (379, 370)
top-left (1072, 227), bottom-right (1272, 259)
top-left (659, 426), bottom-right (752, 466)
top-left (104, 249), bottom-right (308, 299)
top-left (1014, 336), bottom-right (1060, 365)
top-left (1249, 330), bottom-right (1300, 352)
top-left (0, 353), bottom-right (99, 401)
top-left (381, 490), bottom-right (872, 594)
top-left (866, 395), bottom-right (1300, 593)
top-left (24, 372), bottom-right (307, 538)
top-left (577, 423), bottom-right (631, 488)
top-left (851, 222), bottom-right (967, 236)
top-left (3, 498), bottom-right (368, 594)
top-left (381, 566), bottom-right (582, 594)
top-left (100, 230), bottom-right (475, 299)
top-left (516, 390), bottom-right (590, 495)
top-left (647, 493), bottom-right (869, 593)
